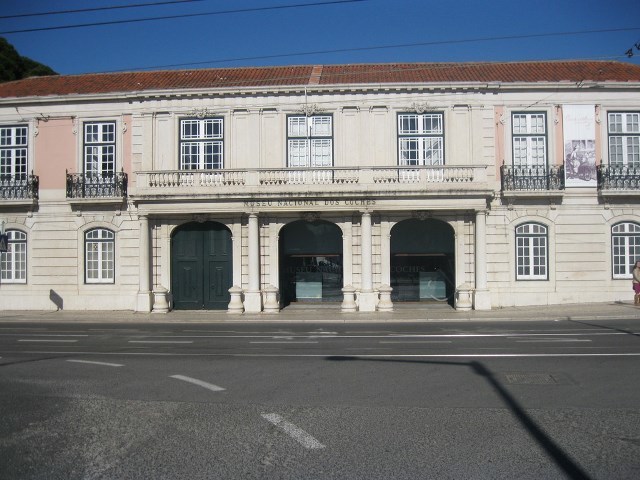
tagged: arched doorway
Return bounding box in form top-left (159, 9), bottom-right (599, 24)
top-left (279, 220), bottom-right (343, 307)
top-left (171, 221), bottom-right (232, 310)
top-left (390, 218), bottom-right (455, 304)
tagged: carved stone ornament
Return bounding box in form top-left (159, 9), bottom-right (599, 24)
top-left (299, 104), bottom-right (322, 116)
top-left (412, 210), bottom-right (431, 221)
top-left (411, 102), bottom-right (432, 114)
top-left (193, 214), bottom-right (208, 223)
top-left (72, 117), bottom-right (79, 135)
top-left (302, 212), bottom-right (320, 222)
top-left (189, 107), bottom-right (211, 119)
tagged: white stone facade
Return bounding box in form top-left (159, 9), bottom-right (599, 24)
top-left (1, 62), bottom-right (639, 312)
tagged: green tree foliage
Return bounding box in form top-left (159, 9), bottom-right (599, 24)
top-left (0, 37), bottom-right (57, 82)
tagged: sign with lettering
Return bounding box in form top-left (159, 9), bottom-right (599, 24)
top-left (244, 199), bottom-right (376, 209)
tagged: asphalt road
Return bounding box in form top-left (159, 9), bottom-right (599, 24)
top-left (1, 318), bottom-right (640, 479)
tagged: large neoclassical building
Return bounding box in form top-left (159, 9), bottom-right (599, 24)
top-left (0, 60), bottom-right (639, 313)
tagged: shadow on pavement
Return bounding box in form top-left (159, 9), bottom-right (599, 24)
top-left (326, 355), bottom-right (592, 480)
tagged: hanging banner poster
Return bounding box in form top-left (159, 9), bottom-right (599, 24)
top-left (563, 105), bottom-right (597, 187)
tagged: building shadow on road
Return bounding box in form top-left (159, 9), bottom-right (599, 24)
top-left (326, 355), bottom-right (592, 480)
top-left (568, 318), bottom-right (640, 338)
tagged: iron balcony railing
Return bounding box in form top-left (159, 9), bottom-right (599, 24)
top-left (0, 173), bottom-right (39, 200)
top-left (66, 171), bottom-right (128, 199)
top-left (597, 164), bottom-right (640, 190)
top-left (501, 165), bottom-right (565, 192)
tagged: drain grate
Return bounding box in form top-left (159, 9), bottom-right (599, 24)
top-left (503, 373), bottom-right (559, 385)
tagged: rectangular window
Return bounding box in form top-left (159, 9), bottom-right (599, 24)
top-left (84, 122), bottom-right (116, 176)
top-left (608, 112), bottom-right (640, 167)
top-left (0, 125), bottom-right (28, 178)
top-left (511, 113), bottom-right (547, 168)
top-left (179, 118), bottom-right (224, 170)
top-left (287, 115), bottom-right (333, 167)
top-left (398, 113), bottom-right (444, 166)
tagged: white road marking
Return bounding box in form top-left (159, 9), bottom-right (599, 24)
top-left (250, 341), bottom-right (319, 344)
top-left (67, 359), bottom-right (124, 367)
top-left (128, 340), bottom-right (193, 344)
top-left (18, 339), bottom-right (78, 343)
top-left (261, 413), bottom-right (325, 450)
top-left (1, 334), bottom-right (88, 337)
top-left (514, 339), bottom-right (592, 343)
top-left (169, 374), bottom-right (225, 392)
top-left (379, 340), bottom-right (453, 344)
top-left (16, 351), bottom-right (640, 358)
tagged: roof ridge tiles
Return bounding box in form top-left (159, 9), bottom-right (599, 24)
top-left (0, 60), bottom-right (638, 99)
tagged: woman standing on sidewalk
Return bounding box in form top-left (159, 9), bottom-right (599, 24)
top-left (633, 261), bottom-right (640, 304)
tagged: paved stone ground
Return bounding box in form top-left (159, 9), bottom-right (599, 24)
top-left (1, 301), bottom-right (639, 323)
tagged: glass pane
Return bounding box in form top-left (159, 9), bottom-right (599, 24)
top-left (399, 138), bottom-right (420, 165)
top-left (310, 139), bottom-right (332, 167)
top-left (423, 114), bottom-right (442, 134)
top-left (609, 113), bottom-right (622, 133)
top-left (288, 117), bottom-right (307, 137)
top-left (399, 115), bottom-right (419, 135)
top-left (288, 139), bottom-right (308, 167)
top-left (310, 116), bottom-right (331, 136)
top-left (424, 138), bottom-right (443, 165)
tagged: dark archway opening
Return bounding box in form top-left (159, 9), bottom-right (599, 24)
top-left (390, 218), bottom-right (455, 305)
top-left (279, 220), bottom-right (343, 307)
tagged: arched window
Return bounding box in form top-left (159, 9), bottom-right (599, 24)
top-left (515, 223), bottom-right (548, 280)
top-left (85, 228), bottom-right (114, 283)
top-left (1, 230), bottom-right (27, 283)
top-left (611, 222), bottom-right (640, 279)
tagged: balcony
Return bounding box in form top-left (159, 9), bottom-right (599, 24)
top-left (597, 164), bottom-right (640, 197)
top-left (0, 174), bottom-right (39, 208)
top-left (500, 165), bottom-right (565, 203)
top-left (66, 171), bottom-right (128, 206)
top-left (134, 165), bottom-right (490, 202)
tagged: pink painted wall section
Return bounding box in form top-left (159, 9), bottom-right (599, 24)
top-left (34, 118), bottom-right (76, 189)
top-left (555, 106), bottom-right (564, 166)
top-left (494, 106), bottom-right (504, 178)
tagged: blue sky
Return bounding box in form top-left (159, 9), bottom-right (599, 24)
top-left (1, 0), bottom-right (639, 75)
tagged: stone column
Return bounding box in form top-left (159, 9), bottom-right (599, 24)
top-left (244, 213), bottom-right (262, 312)
top-left (473, 210), bottom-right (491, 310)
top-left (359, 211), bottom-right (377, 312)
top-left (136, 214), bottom-right (153, 312)
top-left (379, 219), bottom-right (393, 311)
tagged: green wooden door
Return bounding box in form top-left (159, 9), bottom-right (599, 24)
top-left (172, 222), bottom-right (232, 310)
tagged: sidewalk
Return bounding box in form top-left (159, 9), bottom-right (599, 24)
top-left (1, 301), bottom-right (639, 323)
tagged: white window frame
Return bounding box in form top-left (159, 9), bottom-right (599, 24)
top-left (84, 122), bottom-right (116, 176)
top-left (85, 228), bottom-right (115, 284)
top-left (511, 113), bottom-right (547, 168)
top-left (608, 112), bottom-right (640, 167)
top-left (611, 222), bottom-right (640, 279)
top-left (515, 223), bottom-right (548, 280)
top-left (179, 118), bottom-right (224, 170)
top-left (287, 115), bottom-right (333, 168)
top-left (1, 230), bottom-right (27, 284)
top-left (397, 113), bottom-right (444, 166)
top-left (0, 125), bottom-right (28, 179)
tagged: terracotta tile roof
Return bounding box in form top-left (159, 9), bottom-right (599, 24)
top-left (1, 61), bottom-right (639, 99)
